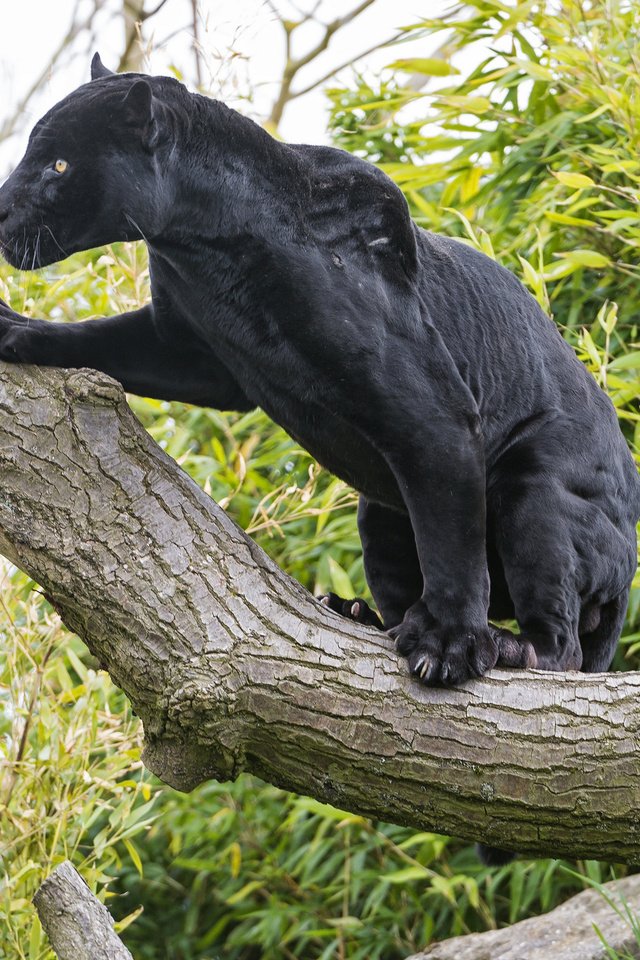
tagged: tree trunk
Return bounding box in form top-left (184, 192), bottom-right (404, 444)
top-left (119, 0), bottom-right (145, 72)
top-left (1, 362), bottom-right (640, 862)
top-left (33, 861), bottom-right (132, 960)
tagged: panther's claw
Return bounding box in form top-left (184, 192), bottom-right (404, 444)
top-left (393, 601), bottom-right (500, 687)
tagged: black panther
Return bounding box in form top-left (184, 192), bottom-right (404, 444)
top-left (0, 54), bottom-right (638, 692)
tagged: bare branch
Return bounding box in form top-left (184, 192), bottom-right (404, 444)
top-left (191, 0), bottom-right (203, 88)
top-left (118, 0), bottom-right (173, 73)
top-left (33, 861), bottom-right (132, 960)
top-left (142, 0), bottom-right (171, 17)
top-left (119, 0), bottom-right (145, 72)
top-left (290, 0), bottom-right (376, 74)
top-left (292, 33), bottom-right (400, 99)
top-left (266, 0), bottom-right (378, 131)
top-left (0, 0), bottom-right (103, 145)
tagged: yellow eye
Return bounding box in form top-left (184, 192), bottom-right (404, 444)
top-left (54, 159), bottom-right (68, 174)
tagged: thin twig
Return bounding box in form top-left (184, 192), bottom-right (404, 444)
top-left (191, 0), bottom-right (203, 87)
top-left (0, 0), bottom-right (101, 144)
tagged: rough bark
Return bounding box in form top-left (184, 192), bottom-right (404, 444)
top-left (409, 874), bottom-right (640, 960)
top-left (33, 861), bottom-right (133, 960)
top-left (1, 362), bottom-right (640, 861)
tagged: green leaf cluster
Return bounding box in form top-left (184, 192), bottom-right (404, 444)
top-left (328, 0), bottom-right (640, 344)
top-left (0, 569), bottom-right (155, 959)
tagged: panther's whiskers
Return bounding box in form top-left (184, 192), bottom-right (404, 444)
top-left (42, 224), bottom-right (68, 260)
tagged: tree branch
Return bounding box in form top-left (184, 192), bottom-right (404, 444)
top-left (33, 861), bottom-right (132, 960)
top-left (118, 0), bottom-right (172, 73)
top-left (288, 33), bottom-right (398, 100)
top-left (266, 0), bottom-right (378, 131)
top-left (408, 874), bottom-right (640, 960)
top-left (1, 362), bottom-right (640, 862)
top-left (291, 0), bottom-right (377, 74)
top-left (0, 0), bottom-right (103, 145)
top-left (190, 0), bottom-right (203, 89)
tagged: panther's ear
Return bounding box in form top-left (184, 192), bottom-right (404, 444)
top-left (122, 79), bottom-right (152, 118)
top-left (121, 79), bottom-right (156, 150)
top-left (91, 52), bottom-right (114, 80)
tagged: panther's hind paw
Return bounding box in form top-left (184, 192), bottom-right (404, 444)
top-left (493, 627), bottom-right (538, 669)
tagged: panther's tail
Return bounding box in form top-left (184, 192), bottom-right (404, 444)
top-left (476, 843), bottom-right (516, 866)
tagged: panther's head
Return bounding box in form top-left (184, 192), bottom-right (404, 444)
top-left (0, 54), bottom-right (179, 269)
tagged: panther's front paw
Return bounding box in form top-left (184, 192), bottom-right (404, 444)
top-left (0, 300), bottom-right (28, 362)
top-left (389, 602), bottom-right (499, 686)
top-left (317, 592), bottom-right (383, 628)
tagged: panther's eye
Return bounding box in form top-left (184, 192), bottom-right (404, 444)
top-left (54, 159), bottom-right (68, 174)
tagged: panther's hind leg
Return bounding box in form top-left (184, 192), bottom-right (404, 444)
top-left (491, 478), bottom-right (584, 672)
top-left (496, 492), bottom-right (634, 672)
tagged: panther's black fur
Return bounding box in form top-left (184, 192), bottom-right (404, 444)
top-left (0, 54), bottom-right (637, 695)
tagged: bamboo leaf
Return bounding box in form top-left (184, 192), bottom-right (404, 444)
top-left (554, 171), bottom-right (595, 189)
top-left (388, 58), bottom-right (459, 76)
top-left (327, 556), bottom-right (355, 597)
top-left (609, 353), bottom-right (640, 371)
top-left (124, 837), bottom-right (143, 877)
top-left (383, 866), bottom-right (431, 884)
top-left (557, 250), bottom-right (611, 268)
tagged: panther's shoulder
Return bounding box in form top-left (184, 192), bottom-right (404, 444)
top-left (288, 143), bottom-right (418, 277)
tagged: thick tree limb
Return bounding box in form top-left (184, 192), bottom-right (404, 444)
top-left (409, 874), bottom-right (640, 960)
top-left (33, 861), bottom-right (132, 960)
top-left (1, 363), bottom-right (640, 861)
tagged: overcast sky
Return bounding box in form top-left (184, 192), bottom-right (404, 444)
top-left (0, 0), bottom-right (442, 173)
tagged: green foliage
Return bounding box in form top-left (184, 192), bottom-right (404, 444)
top-left (2, 1), bottom-right (640, 956)
top-left (0, 569), bottom-right (155, 959)
top-left (110, 783), bottom-right (618, 960)
top-left (109, 779), bottom-right (627, 960)
top-left (328, 0), bottom-right (640, 343)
